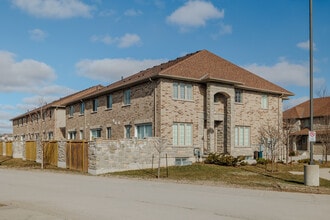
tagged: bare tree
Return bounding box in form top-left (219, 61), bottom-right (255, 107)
top-left (282, 119), bottom-right (296, 164)
top-left (259, 124), bottom-right (280, 172)
top-left (316, 87), bottom-right (329, 163)
top-left (150, 137), bottom-right (168, 178)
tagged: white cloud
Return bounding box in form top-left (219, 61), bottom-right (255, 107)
top-left (124, 9), bottom-right (143, 16)
top-left (91, 33), bottom-right (142, 48)
top-left (167, 0), bottom-right (224, 29)
top-left (11, 0), bottom-right (93, 19)
top-left (297, 40), bottom-right (316, 50)
top-left (29, 28), bottom-right (47, 41)
top-left (76, 58), bottom-right (166, 82)
top-left (244, 58), bottom-right (311, 87)
top-left (0, 51), bottom-right (56, 92)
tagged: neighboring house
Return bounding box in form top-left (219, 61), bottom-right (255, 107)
top-left (65, 50), bottom-right (293, 157)
top-left (11, 85), bottom-right (104, 141)
top-left (283, 97), bottom-right (330, 156)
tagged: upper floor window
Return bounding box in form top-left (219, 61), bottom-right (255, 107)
top-left (261, 94), bottom-right (268, 109)
top-left (172, 123), bottom-right (192, 146)
top-left (173, 83), bottom-right (193, 100)
top-left (234, 126), bottom-right (250, 147)
top-left (80, 102), bottom-right (85, 115)
top-left (136, 123), bottom-right (152, 139)
top-left (69, 105), bottom-right (74, 117)
top-left (92, 99), bottom-right (98, 112)
top-left (235, 89), bottom-right (243, 103)
top-left (107, 94), bottom-right (113, 109)
top-left (124, 89), bottom-right (131, 105)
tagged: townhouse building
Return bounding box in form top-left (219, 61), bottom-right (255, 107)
top-left (65, 50), bottom-right (293, 157)
top-left (283, 97), bottom-right (330, 157)
top-left (11, 85), bottom-right (104, 141)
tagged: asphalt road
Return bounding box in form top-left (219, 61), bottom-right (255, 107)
top-left (0, 169), bottom-right (329, 220)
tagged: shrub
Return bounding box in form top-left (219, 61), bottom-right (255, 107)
top-left (256, 158), bottom-right (269, 165)
top-left (298, 159), bottom-right (316, 164)
top-left (289, 151), bottom-right (296, 156)
top-left (204, 153), bottom-right (238, 166)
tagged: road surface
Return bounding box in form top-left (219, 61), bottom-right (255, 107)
top-left (0, 168), bottom-right (329, 220)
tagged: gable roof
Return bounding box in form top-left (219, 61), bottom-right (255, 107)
top-left (83, 50), bottom-right (293, 100)
top-left (11, 85), bottom-right (104, 121)
top-left (283, 96), bottom-right (330, 119)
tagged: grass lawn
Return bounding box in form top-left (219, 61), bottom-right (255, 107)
top-left (105, 162), bottom-right (330, 194)
top-left (1, 155), bottom-right (330, 194)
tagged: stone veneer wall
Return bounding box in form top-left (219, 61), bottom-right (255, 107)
top-left (12, 141), bottom-right (24, 159)
top-left (57, 141), bottom-right (66, 168)
top-left (88, 138), bottom-right (196, 175)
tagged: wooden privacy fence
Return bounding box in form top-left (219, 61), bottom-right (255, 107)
top-left (6, 142), bottom-right (13, 157)
top-left (66, 141), bottom-right (88, 173)
top-left (0, 142), bottom-right (3, 155)
top-left (25, 141), bottom-right (37, 161)
top-left (43, 141), bottom-right (58, 166)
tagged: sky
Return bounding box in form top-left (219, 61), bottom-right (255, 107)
top-left (0, 0), bottom-right (329, 134)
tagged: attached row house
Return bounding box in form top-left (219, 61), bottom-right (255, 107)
top-left (283, 97), bottom-right (330, 158)
top-left (62, 50), bottom-right (293, 157)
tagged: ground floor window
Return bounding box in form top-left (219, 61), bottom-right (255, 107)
top-left (107, 127), bottom-right (111, 139)
top-left (136, 123), bottom-right (152, 139)
top-left (125, 125), bottom-right (131, 138)
top-left (172, 123), bottom-right (192, 146)
top-left (235, 126), bottom-right (250, 147)
top-left (90, 128), bottom-right (101, 140)
top-left (68, 131), bottom-right (76, 140)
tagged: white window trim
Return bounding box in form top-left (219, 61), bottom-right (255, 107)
top-left (234, 126), bottom-right (250, 147)
top-left (173, 82), bottom-right (193, 101)
top-left (173, 123), bottom-right (193, 146)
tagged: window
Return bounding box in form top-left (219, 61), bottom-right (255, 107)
top-left (48, 132), bottom-right (54, 140)
top-left (136, 124), bottom-right (152, 139)
top-left (125, 125), bottom-right (131, 138)
top-left (107, 127), bottom-right (111, 139)
top-left (124, 89), bottom-right (131, 105)
top-left (90, 128), bottom-right (101, 140)
top-left (261, 94), bottom-right (268, 109)
top-left (172, 123), bottom-right (192, 146)
top-left (107, 94), bottom-right (113, 109)
top-left (80, 102), bottom-right (85, 114)
top-left (68, 131), bottom-right (76, 140)
top-left (173, 83), bottom-right (193, 100)
top-left (93, 99), bottom-right (98, 112)
top-left (79, 130), bottom-right (84, 140)
top-left (235, 126), bottom-right (250, 147)
top-left (69, 105), bottom-right (74, 117)
top-left (235, 89), bottom-right (243, 103)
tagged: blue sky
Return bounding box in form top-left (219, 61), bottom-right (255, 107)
top-left (0, 0), bottom-right (329, 134)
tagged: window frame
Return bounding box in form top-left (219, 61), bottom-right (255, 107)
top-left (69, 105), bottom-right (74, 117)
top-left (92, 98), bottom-right (98, 112)
top-left (234, 126), bottom-right (250, 147)
top-left (90, 128), bottom-right (101, 140)
top-left (261, 94), bottom-right (268, 109)
top-left (173, 82), bottom-right (193, 101)
top-left (123, 89), bottom-right (131, 105)
top-left (80, 102), bottom-right (85, 115)
top-left (172, 123), bottom-right (193, 146)
top-left (107, 94), bottom-right (113, 109)
top-left (235, 89), bottom-right (243, 103)
top-left (106, 127), bottom-right (111, 139)
top-left (135, 123), bottom-right (152, 139)
top-left (125, 125), bottom-right (131, 138)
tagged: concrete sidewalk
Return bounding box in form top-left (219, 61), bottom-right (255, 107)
top-left (320, 168), bottom-right (330, 180)
top-left (290, 168), bottom-right (330, 181)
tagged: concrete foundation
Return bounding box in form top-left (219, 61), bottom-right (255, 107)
top-left (304, 165), bottom-right (319, 186)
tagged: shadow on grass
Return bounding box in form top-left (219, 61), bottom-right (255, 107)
top-left (241, 166), bottom-right (304, 185)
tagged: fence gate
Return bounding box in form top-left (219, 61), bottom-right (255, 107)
top-left (5, 142), bottom-right (13, 157)
top-left (66, 141), bottom-right (88, 173)
top-left (25, 141), bottom-right (37, 161)
top-left (43, 141), bottom-right (58, 166)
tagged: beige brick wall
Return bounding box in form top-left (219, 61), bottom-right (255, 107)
top-left (233, 91), bottom-right (282, 156)
top-left (66, 80), bottom-right (156, 141)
